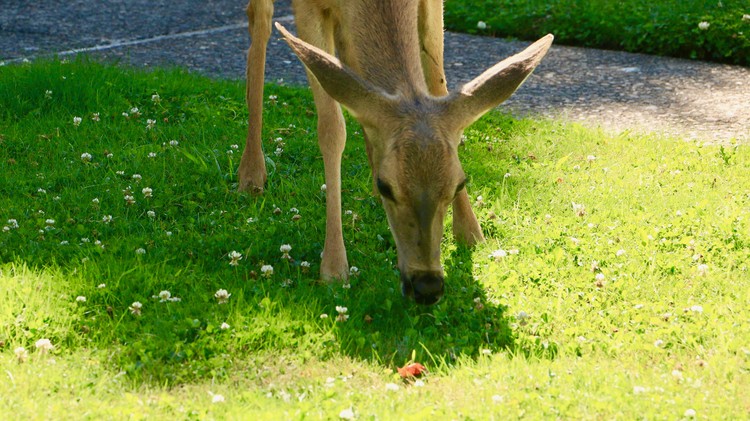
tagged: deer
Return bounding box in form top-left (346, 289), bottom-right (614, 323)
top-left (237, 0), bottom-right (553, 305)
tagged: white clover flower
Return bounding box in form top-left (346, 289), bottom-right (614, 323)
top-left (684, 409), bottom-right (696, 418)
top-left (335, 306), bottom-right (349, 322)
top-left (339, 408), bottom-right (355, 420)
top-left (146, 119), bottom-right (156, 130)
top-left (572, 202), bottom-right (586, 217)
top-left (151, 94), bottom-right (161, 103)
top-left (45, 219), bottom-right (55, 226)
top-left (595, 273), bottom-right (605, 282)
top-left (135, 248), bottom-right (146, 255)
top-left (15, 346), bottom-right (28, 362)
top-left (44, 90), bottom-right (52, 99)
top-left (516, 311), bottom-right (529, 321)
top-left (212, 394), bottom-right (225, 403)
top-left (75, 296), bottom-right (86, 303)
top-left (116, 170), bottom-right (125, 176)
top-left (230, 144), bottom-right (239, 150)
top-left (228, 250), bottom-right (243, 266)
top-left (481, 349), bottom-right (492, 355)
top-left (220, 322), bottom-right (230, 330)
top-left (73, 116), bottom-right (82, 127)
top-left (215, 289), bottom-right (231, 304)
top-left (158, 290), bottom-right (171, 302)
top-left (300, 261), bottom-right (311, 268)
top-left (570, 237), bottom-right (580, 246)
top-left (148, 152), bottom-right (157, 158)
top-left (697, 263), bottom-right (709, 276)
top-left (147, 210), bottom-right (156, 218)
top-left (690, 305), bottom-right (704, 313)
top-left (280, 244), bottom-right (292, 253)
top-left (320, 184), bottom-right (327, 192)
top-left (98, 283), bottom-right (106, 289)
top-left (274, 147), bottom-right (283, 156)
top-left (654, 339), bottom-right (664, 348)
top-left (616, 249), bottom-right (626, 256)
top-left (169, 139), bottom-right (179, 147)
top-left (132, 174), bottom-right (142, 181)
top-left (633, 386), bottom-right (647, 394)
top-left (268, 95), bottom-right (278, 101)
top-left (2, 226), bottom-right (9, 233)
top-left (130, 107), bottom-right (140, 115)
top-left (129, 301), bottom-right (143, 315)
top-left (508, 248), bottom-right (519, 255)
top-left (142, 187), bottom-right (153, 198)
top-left (490, 249), bottom-right (507, 260)
top-left (385, 382), bottom-right (399, 392)
top-left (414, 379), bottom-right (425, 387)
top-left (102, 215), bottom-right (113, 223)
top-left (477, 21), bottom-right (487, 30)
top-left (124, 195), bottom-right (135, 205)
top-left (91, 112), bottom-right (100, 122)
top-left (81, 152), bottom-right (92, 162)
top-left (587, 155), bottom-right (596, 162)
top-left (7, 219), bottom-right (19, 229)
top-left (349, 266), bottom-right (359, 276)
top-left (261, 264), bottom-right (274, 277)
top-left (744, 14), bottom-right (750, 21)
top-left (35, 338), bottom-right (54, 354)
top-left (698, 21), bottom-right (710, 30)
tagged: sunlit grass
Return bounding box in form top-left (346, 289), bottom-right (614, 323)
top-left (1, 59), bottom-right (748, 418)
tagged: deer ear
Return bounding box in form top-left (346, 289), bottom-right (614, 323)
top-left (275, 23), bottom-right (394, 122)
top-left (442, 34), bottom-right (553, 130)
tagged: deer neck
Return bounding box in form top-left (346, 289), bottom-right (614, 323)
top-left (337, 0), bottom-right (428, 99)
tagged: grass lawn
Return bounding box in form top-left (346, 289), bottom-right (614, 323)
top-left (444, 0), bottom-right (750, 66)
top-left (1, 59), bottom-right (748, 419)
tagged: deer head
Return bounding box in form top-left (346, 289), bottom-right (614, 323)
top-left (276, 23), bottom-right (552, 304)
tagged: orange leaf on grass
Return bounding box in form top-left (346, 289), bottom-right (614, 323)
top-left (397, 362), bottom-right (426, 378)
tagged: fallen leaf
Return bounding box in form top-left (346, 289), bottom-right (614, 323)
top-left (398, 362), bottom-right (426, 378)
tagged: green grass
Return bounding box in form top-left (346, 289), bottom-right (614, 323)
top-left (1, 59), bottom-right (749, 419)
top-left (444, 0), bottom-right (750, 66)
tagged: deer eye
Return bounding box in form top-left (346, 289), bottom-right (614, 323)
top-left (377, 178), bottom-right (395, 201)
top-left (454, 178), bottom-right (467, 197)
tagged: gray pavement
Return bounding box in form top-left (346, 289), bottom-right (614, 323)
top-left (2, 0), bottom-right (748, 142)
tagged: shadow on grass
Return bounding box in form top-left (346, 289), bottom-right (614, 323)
top-left (0, 60), bottom-right (557, 386)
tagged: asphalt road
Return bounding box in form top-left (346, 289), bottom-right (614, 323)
top-left (2, 0), bottom-right (748, 142)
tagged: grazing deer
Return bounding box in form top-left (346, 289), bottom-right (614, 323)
top-left (237, 0), bottom-right (553, 304)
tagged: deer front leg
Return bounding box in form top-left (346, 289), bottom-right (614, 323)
top-left (419, 0), bottom-right (484, 246)
top-left (452, 189), bottom-right (484, 245)
top-left (238, 0), bottom-right (273, 194)
top-left (311, 81), bottom-right (350, 280)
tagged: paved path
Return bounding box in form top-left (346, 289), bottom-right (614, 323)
top-left (2, 0), bottom-right (748, 143)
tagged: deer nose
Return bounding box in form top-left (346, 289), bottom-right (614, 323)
top-left (402, 271), bottom-right (444, 305)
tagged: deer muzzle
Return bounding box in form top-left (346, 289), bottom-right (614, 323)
top-left (401, 270), bottom-right (444, 305)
